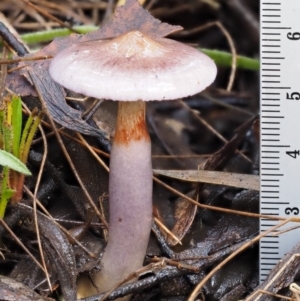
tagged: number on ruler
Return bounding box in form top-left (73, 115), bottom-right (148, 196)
top-left (286, 150), bottom-right (300, 159)
top-left (285, 207), bottom-right (300, 215)
top-left (287, 92), bottom-right (300, 100)
top-left (287, 32), bottom-right (300, 40)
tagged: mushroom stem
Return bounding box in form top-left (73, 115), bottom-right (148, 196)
top-left (94, 101), bottom-right (153, 298)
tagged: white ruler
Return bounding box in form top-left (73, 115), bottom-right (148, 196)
top-left (260, 1), bottom-right (300, 282)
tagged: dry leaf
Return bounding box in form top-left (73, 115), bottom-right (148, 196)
top-left (154, 169), bottom-right (259, 191)
top-left (0, 275), bottom-right (54, 301)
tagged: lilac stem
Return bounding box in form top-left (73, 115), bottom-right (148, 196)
top-left (93, 101), bottom-right (153, 299)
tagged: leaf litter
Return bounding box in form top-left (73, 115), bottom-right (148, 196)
top-left (1, 1), bottom-right (294, 301)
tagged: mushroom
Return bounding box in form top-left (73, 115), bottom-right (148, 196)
top-left (49, 30), bottom-right (217, 298)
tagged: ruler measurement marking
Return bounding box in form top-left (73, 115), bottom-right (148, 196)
top-left (261, 132), bottom-right (280, 134)
top-left (261, 174), bottom-right (283, 176)
top-left (261, 57), bottom-right (284, 59)
top-left (261, 116), bottom-right (284, 118)
top-left (261, 242), bottom-right (279, 244)
top-left (262, 140), bottom-right (280, 143)
top-left (262, 87), bottom-right (289, 89)
top-left (261, 203), bottom-right (288, 206)
top-left (262, 146), bottom-right (287, 148)
top-left (262, 21), bottom-right (281, 24)
top-left (260, 0), bottom-right (300, 283)
top-left (262, 27), bottom-right (291, 29)
top-left (261, 246), bottom-right (279, 249)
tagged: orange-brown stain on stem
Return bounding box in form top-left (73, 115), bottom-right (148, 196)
top-left (114, 101), bottom-right (150, 144)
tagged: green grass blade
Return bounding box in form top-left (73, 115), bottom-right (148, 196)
top-left (11, 95), bottom-right (22, 158)
top-left (0, 149), bottom-right (31, 175)
top-left (21, 112), bottom-right (42, 164)
top-left (19, 112), bottom-right (34, 162)
top-left (20, 25), bottom-right (98, 44)
top-left (201, 48), bottom-right (259, 71)
top-left (2, 122), bottom-right (12, 153)
top-left (0, 167), bottom-right (10, 218)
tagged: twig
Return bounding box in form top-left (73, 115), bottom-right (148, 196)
top-left (154, 217), bottom-right (182, 245)
top-left (150, 256), bottom-right (199, 272)
top-left (76, 133), bottom-right (109, 173)
top-left (188, 219), bottom-right (292, 301)
top-left (0, 21), bottom-right (28, 56)
top-left (0, 55), bottom-right (52, 64)
top-left (22, 102), bottom-right (52, 291)
top-left (20, 0), bottom-right (81, 34)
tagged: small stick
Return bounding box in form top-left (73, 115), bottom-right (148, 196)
top-left (150, 256), bottom-right (199, 272)
top-left (154, 217), bottom-right (182, 245)
top-left (0, 22), bottom-right (28, 56)
top-left (0, 55), bottom-right (52, 65)
top-left (20, 0), bottom-right (81, 34)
